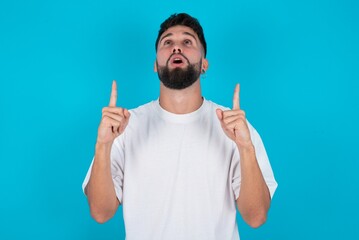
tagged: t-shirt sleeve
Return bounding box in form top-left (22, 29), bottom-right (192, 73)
top-left (231, 121), bottom-right (278, 200)
top-left (82, 136), bottom-right (126, 203)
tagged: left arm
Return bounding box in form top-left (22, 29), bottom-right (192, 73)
top-left (216, 84), bottom-right (271, 228)
top-left (235, 143), bottom-right (270, 228)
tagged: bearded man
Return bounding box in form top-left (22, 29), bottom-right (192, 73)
top-left (83, 13), bottom-right (277, 240)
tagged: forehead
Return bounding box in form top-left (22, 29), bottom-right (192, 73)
top-left (160, 25), bottom-right (199, 40)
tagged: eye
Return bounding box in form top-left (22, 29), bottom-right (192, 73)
top-left (164, 40), bottom-right (172, 45)
top-left (184, 39), bottom-right (192, 45)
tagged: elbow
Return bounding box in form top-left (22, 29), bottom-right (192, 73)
top-left (237, 196), bottom-right (271, 228)
top-left (247, 215), bottom-right (267, 228)
top-left (91, 212), bottom-right (111, 224)
top-left (244, 211), bottom-right (267, 228)
top-left (89, 204), bottom-right (116, 224)
top-left (90, 209), bottom-right (114, 224)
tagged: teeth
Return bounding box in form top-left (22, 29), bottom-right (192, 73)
top-left (172, 56), bottom-right (183, 64)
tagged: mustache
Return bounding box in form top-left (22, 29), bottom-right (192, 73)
top-left (166, 53), bottom-right (190, 66)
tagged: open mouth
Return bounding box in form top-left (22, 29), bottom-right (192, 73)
top-left (166, 53), bottom-right (189, 68)
top-left (172, 58), bottom-right (183, 64)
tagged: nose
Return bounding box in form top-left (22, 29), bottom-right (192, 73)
top-left (172, 47), bottom-right (181, 53)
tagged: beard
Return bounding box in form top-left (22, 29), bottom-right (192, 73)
top-left (156, 57), bottom-right (202, 90)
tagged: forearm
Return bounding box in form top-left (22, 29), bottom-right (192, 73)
top-left (236, 144), bottom-right (270, 228)
top-left (86, 143), bottom-right (119, 223)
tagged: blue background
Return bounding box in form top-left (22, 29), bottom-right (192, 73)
top-left (1, 0), bottom-right (358, 239)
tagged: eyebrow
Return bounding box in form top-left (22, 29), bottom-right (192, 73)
top-left (159, 32), bottom-right (198, 44)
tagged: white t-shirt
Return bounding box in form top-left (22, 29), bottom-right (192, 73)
top-left (83, 99), bottom-right (277, 240)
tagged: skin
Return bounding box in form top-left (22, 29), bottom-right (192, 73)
top-left (86, 25), bottom-right (271, 227)
top-left (216, 84), bottom-right (271, 228)
top-left (154, 25), bottom-right (208, 114)
top-left (85, 80), bottom-right (130, 223)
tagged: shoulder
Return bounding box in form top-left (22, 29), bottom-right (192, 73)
top-left (204, 99), bottom-right (260, 140)
top-left (114, 101), bottom-right (156, 144)
top-left (203, 99), bottom-right (230, 112)
top-left (124, 100), bottom-right (161, 132)
top-left (128, 100), bottom-right (157, 118)
top-left (202, 99), bottom-right (234, 124)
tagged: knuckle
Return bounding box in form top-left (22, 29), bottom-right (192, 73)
top-left (113, 120), bottom-right (121, 127)
top-left (222, 110), bottom-right (230, 117)
top-left (112, 108), bottom-right (122, 115)
top-left (101, 113), bottom-right (108, 120)
top-left (226, 126), bottom-right (233, 131)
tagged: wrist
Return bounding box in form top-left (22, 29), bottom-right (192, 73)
top-left (237, 142), bottom-right (255, 155)
top-left (95, 142), bottom-right (113, 155)
top-left (237, 139), bottom-right (254, 149)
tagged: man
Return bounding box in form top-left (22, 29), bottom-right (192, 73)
top-left (83, 13), bottom-right (277, 240)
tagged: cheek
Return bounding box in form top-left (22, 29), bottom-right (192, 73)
top-left (184, 48), bottom-right (202, 61)
top-left (156, 51), bottom-right (169, 66)
top-left (156, 57), bottom-right (166, 66)
top-left (186, 54), bottom-right (202, 64)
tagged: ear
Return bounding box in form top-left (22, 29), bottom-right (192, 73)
top-left (154, 60), bottom-right (158, 72)
top-left (201, 58), bottom-right (209, 73)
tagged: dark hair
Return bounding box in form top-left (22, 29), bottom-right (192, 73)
top-left (155, 13), bottom-right (207, 57)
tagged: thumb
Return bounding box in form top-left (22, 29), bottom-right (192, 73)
top-left (124, 109), bottom-right (131, 119)
top-left (216, 109), bottom-right (223, 121)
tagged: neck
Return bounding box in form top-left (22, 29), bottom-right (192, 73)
top-left (159, 80), bottom-right (203, 114)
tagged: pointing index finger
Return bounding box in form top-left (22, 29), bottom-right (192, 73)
top-left (109, 80), bottom-right (117, 107)
top-left (232, 83), bottom-right (240, 110)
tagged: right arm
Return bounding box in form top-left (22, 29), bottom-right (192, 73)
top-left (85, 80), bottom-right (130, 223)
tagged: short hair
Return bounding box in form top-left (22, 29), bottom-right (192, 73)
top-left (155, 13), bottom-right (207, 57)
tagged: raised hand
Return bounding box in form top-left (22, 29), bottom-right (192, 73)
top-left (97, 80), bottom-right (131, 145)
top-left (216, 84), bottom-right (252, 149)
